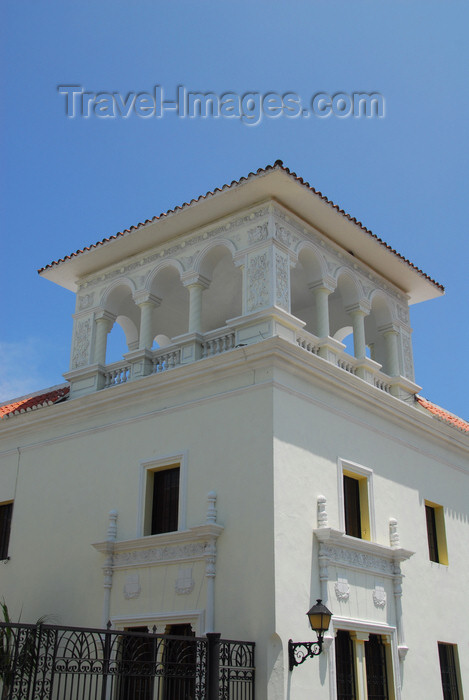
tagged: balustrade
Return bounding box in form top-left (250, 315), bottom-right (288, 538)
top-left (104, 361), bottom-right (131, 387)
top-left (152, 348), bottom-right (181, 373)
top-left (202, 330), bottom-right (236, 358)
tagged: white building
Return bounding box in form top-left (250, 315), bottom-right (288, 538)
top-left (1, 161), bottom-right (468, 699)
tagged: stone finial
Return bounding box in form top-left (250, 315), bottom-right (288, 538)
top-left (317, 495), bottom-right (328, 528)
top-left (206, 491), bottom-right (217, 524)
top-left (389, 518), bottom-right (400, 548)
top-left (107, 510), bottom-right (118, 541)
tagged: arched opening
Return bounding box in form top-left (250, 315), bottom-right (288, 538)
top-left (198, 244), bottom-right (242, 332)
top-left (101, 281), bottom-right (140, 363)
top-left (149, 264), bottom-right (189, 344)
top-left (365, 294), bottom-right (395, 373)
top-left (290, 246), bottom-right (325, 334)
top-left (329, 272), bottom-right (361, 358)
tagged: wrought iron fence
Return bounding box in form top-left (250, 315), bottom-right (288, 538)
top-left (0, 623), bottom-right (254, 700)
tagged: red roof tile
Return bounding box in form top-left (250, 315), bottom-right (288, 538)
top-left (415, 395), bottom-right (469, 433)
top-left (37, 161), bottom-right (444, 293)
top-left (0, 386), bottom-right (70, 419)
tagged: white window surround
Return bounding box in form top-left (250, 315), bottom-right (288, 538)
top-left (326, 616), bottom-right (401, 700)
top-left (137, 451), bottom-right (188, 536)
top-left (112, 609), bottom-right (205, 637)
top-left (337, 458), bottom-right (376, 541)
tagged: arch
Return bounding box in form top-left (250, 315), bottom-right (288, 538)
top-left (195, 239), bottom-right (237, 280)
top-left (99, 279), bottom-right (140, 361)
top-left (100, 277), bottom-right (137, 312)
top-left (290, 244), bottom-right (330, 334)
top-left (295, 241), bottom-right (328, 282)
top-left (365, 292), bottom-right (397, 371)
top-left (199, 244), bottom-right (242, 332)
top-left (145, 258), bottom-right (184, 295)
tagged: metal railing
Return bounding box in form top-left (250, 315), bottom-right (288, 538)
top-left (0, 623), bottom-right (254, 700)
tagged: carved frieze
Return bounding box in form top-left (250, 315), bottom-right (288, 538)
top-left (320, 543), bottom-right (394, 575)
top-left (113, 542), bottom-right (205, 568)
top-left (248, 222), bottom-right (269, 244)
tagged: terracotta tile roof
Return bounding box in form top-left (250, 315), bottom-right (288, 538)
top-left (415, 395), bottom-right (469, 433)
top-left (37, 161), bottom-right (444, 292)
top-left (0, 385), bottom-right (70, 419)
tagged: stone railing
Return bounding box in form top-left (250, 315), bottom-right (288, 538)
top-left (202, 327), bottom-right (236, 358)
top-left (296, 332), bottom-right (320, 356)
top-left (104, 360), bottom-right (131, 387)
top-left (152, 347), bottom-right (181, 373)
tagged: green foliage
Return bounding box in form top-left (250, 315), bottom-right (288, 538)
top-left (0, 602), bottom-right (45, 699)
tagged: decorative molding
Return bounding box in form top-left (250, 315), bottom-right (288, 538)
top-left (314, 528), bottom-right (414, 577)
top-left (175, 566), bottom-right (194, 595)
top-left (372, 585), bottom-right (387, 608)
top-left (389, 518), bottom-right (400, 548)
top-left (79, 205), bottom-right (269, 291)
top-left (78, 292), bottom-right (95, 311)
top-left (248, 222), bottom-right (269, 244)
top-left (92, 523), bottom-right (224, 571)
top-left (335, 577), bottom-right (350, 602)
top-left (123, 573), bottom-right (141, 599)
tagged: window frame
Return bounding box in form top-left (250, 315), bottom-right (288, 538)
top-left (329, 618), bottom-right (399, 700)
top-left (0, 501), bottom-right (13, 561)
top-left (337, 460), bottom-right (376, 541)
top-left (424, 500), bottom-right (448, 565)
top-left (438, 642), bottom-right (462, 700)
top-left (137, 452), bottom-right (188, 537)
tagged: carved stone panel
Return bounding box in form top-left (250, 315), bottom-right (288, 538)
top-left (274, 251), bottom-right (289, 311)
top-left (246, 251), bottom-right (271, 312)
top-left (71, 316), bottom-right (93, 369)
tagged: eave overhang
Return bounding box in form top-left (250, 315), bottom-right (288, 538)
top-left (39, 164), bottom-right (443, 305)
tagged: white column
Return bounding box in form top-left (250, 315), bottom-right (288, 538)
top-left (136, 295), bottom-right (161, 350)
top-left (347, 305), bottom-right (368, 360)
top-left (382, 326), bottom-right (400, 377)
top-left (310, 285), bottom-right (332, 338)
top-left (94, 312), bottom-right (115, 365)
top-left (187, 283), bottom-right (205, 334)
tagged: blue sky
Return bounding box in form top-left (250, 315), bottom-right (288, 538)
top-left (1, 1), bottom-right (467, 419)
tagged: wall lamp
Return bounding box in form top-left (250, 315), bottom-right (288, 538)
top-left (288, 600), bottom-right (332, 671)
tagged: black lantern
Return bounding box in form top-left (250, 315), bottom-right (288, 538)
top-left (288, 600), bottom-right (332, 671)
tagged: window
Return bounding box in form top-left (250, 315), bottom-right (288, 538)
top-left (438, 643), bottom-right (461, 700)
top-left (365, 635), bottom-right (389, 700)
top-left (144, 466), bottom-right (180, 535)
top-left (335, 630), bottom-right (394, 700)
top-left (336, 630), bottom-right (357, 700)
top-left (138, 452), bottom-right (187, 537)
top-left (338, 460), bottom-right (374, 541)
top-left (0, 502), bottom-right (13, 560)
top-left (425, 501), bottom-right (448, 564)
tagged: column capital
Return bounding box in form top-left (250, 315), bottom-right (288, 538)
top-left (133, 291), bottom-right (162, 307)
top-left (181, 273), bottom-right (211, 289)
top-left (378, 322), bottom-right (400, 335)
top-left (345, 301), bottom-right (371, 316)
top-left (95, 309), bottom-right (116, 324)
top-left (308, 277), bottom-right (336, 294)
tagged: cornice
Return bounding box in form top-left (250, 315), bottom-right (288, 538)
top-left (1, 337), bottom-right (467, 464)
top-left (314, 528), bottom-right (414, 566)
top-left (92, 523), bottom-right (224, 570)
